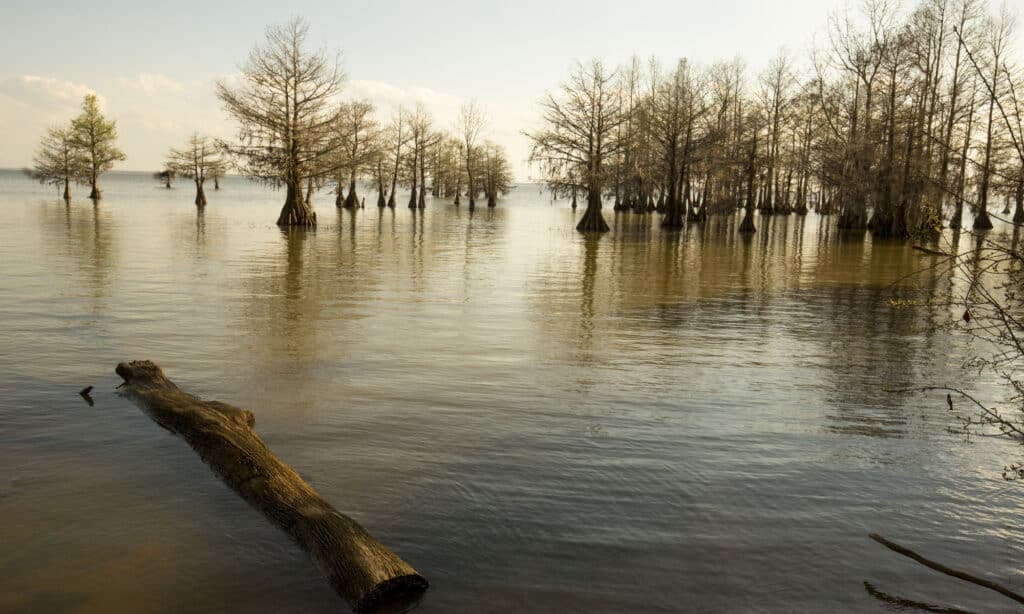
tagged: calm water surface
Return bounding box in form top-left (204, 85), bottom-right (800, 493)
top-left (1, 170), bottom-right (1023, 613)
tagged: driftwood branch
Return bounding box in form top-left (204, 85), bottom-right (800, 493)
top-left (863, 581), bottom-right (975, 613)
top-left (869, 533), bottom-right (1024, 607)
top-left (115, 360), bottom-right (427, 612)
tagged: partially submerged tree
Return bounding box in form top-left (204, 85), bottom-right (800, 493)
top-left (216, 17), bottom-right (345, 226)
top-left (29, 125), bottom-right (85, 201)
top-left (154, 168), bottom-right (176, 189)
top-left (333, 100), bottom-right (379, 208)
top-left (210, 162), bottom-right (227, 190)
top-left (970, 5), bottom-right (1015, 230)
top-left (480, 141), bottom-right (513, 207)
top-left (384, 108), bottom-right (409, 209)
top-left (167, 134), bottom-right (226, 207)
top-left (528, 60), bottom-right (624, 232)
top-left (406, 104), bottom-right (434, 209)
top-left (70, 94), bottom-right (126, 200)
top-left (459, 101), bottom-right (486, 210)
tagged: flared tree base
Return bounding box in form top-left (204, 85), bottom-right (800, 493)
top-left (738, 210), bottom-right (756, 234)
top-left (836, 210), bottom-right (868, 231)
top-left (662, 203), bottom-right (685, 228)
top-left (277, 192), bottom-right (317, 227)
top-left (973, 210), bottom-right (994, 230)
top-left (344, 181), bottom-right (358, 209)
top-left (576, 205), bottom-right (609, 233)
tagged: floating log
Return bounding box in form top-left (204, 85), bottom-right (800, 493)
top-left (115, 360), bottom-right (427, 612)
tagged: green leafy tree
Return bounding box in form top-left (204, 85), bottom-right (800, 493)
top-left (70, 94), bottom-right (126, 200)
top-left (28, 125), bottom-right (86, 201)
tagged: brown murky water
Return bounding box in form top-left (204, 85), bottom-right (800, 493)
top-left (1, 170), bottom-right (1022, 613)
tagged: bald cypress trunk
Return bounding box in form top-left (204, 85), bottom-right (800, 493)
top-left (376, 161), bottom-right (386, 208)
top-left (277, 180), bottom-right (316, 227)
top-left (662, 140), bottom-right (683, 227)
top-left (418, 149), bottom-right (427, 209)
top-left (576, 188), bottom-right (609, 233)
top-left (344, 175), bottom-right (358, 209)
top-left (975, 63), bottom-right (999, 231)
top-left (739, 137), bottom-right (757, 234)
top-left (62, 177), bottom-right (71, 202)
top-left (194, 181), bottom-right (207, 207)
top-left (1015, 176), bottom-right (1024, 225)
top-left (88, 173), bottom-right (100, 200)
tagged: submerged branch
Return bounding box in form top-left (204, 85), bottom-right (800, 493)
top-left (863, 581), bottom-right (975, 614)
top-left (869, 533), bottom-right (1024, 606)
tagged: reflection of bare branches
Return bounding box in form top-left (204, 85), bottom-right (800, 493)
top-left (863, 581), bottom-right (974, 614)
top-left (579, 236), bottom-right (599, 353)
top-left (869, 533), bottom-right (1024, 607)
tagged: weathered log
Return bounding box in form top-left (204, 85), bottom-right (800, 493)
top-left (115, 360), bottom-right (427, 612)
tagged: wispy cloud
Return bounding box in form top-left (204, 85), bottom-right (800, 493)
top-left (117, 73), bottom-right (186, 96)
top-left (0, 75), bottom-right (97, 110)
top-left (345, 79), bottom-right (462, 112)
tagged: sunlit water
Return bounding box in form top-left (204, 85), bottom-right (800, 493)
top-left (1, 169), bottom-right (1023, 613)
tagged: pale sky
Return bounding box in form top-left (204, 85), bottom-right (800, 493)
top-left (1, 0), bottom-right (1020, 180)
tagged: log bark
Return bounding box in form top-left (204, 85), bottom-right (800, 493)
top-left (115, 360), bottom-right (427, 612)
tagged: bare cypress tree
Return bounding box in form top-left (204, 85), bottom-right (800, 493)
top-left (459, 101), bottom-right (486, 210)
top-left (971, 6), bottom-right (1015, 230)
top-left (216, 18), bottom-right (344, 227)
top-left (70, 94), bottom-right (126, 200)
top-left (167, 134), bottom-right (225, 207)
top-left (739, 132), bottom-right (759, 233)
top-left (405, 105), bottom-right (434, 209)
top-left (29, 125), bottom-right (86, 202)
top-left (528, 60), bottom-right (623, 233)
top-left (757, 52), bottom-right (796, 217)
top-left (374, 155), bottom-right (388, 208)
top-left (384, 108), bottom-right (408, 209)
top-left (333, 100), bottom-right (379, 208)
top-left (211, 163), bottom-right (226, 190)
top-left (154, 167), bottom-right (176, 188)
top-left (480, 141), bottom-right (513, 206)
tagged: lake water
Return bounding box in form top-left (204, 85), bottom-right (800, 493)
top-left (1, 169), bottom-right (1023, 613)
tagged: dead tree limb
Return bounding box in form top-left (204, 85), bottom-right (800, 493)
top-left (863, 581), bottom-right (975, 613)
top-left (912, 245), bottom-right (952, 257)
top-left (869, 533), bottom-right (1024, 607)
top-left (115, 360), bottom-right (428, 612)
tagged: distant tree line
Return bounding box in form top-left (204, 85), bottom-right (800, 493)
top-left (27, 18), bottom-right (514, 223)
top-left (529, 0), bottom-right (1023, 236)
top-left (214, 18), bottom-right (513, 226)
